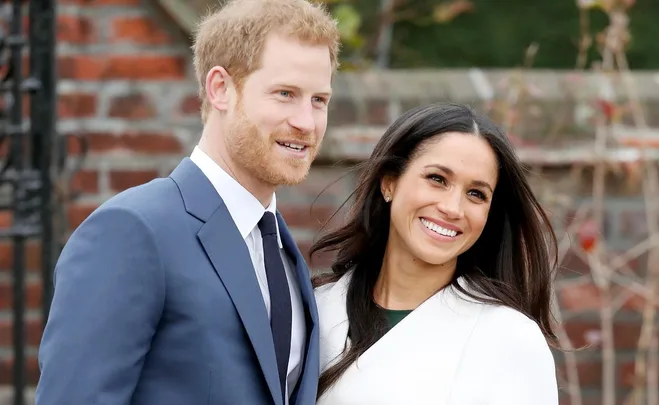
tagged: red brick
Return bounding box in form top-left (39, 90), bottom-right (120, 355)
top-left (58, 55), bottom-right (186, 80)
top-left (58, 93), bottom-right (97, 118)
top-left (562, 320), bottom-right (601, 349)
top-left (559, 250), bottom-right (590, 275)
top-left (366, 99), bottom-right (389, 125)
top-left (71, 170), bottom-right (99, 194)
top-left (119, 132), bottom-right (182, 154)
top-left (66, 134), bottom-right (85, 155)
top-left (0, 281), bottom-right (43, 311)
top-left (297, 241), bottom-right (335, 271)
top-left (0, 212), bottom-right (11, 229)
top-left (57, 14), bottom-right (96, 44)
top-left (286, 167), bottom-right (352, 202)
top-left (278, 205), bottom-right (337, 231)
top-left (110, 16), bottom-right (171, 45)
top-left (618, 360), bottom-right (659, 388)
top-left (0, 318), bottom-right (44, 347)
top-left (104, 55), bottom-right (186, 80)
top-left (562, 319), bottom-right (641, 350)
top-left (0, 356), bottom-right (41, 385)
top-left (0, 241), bottom-right (42, 272)
top-left (619, 361), bottom-right (635, 388)
top-left (57, 55), bottom-right (105, 80)
top-left (22, 53), bottom-right (31, 77)
top-left (109, 170), bottom-right (158, 192)
top-left (108, 93), bottom-right (156, 120)
top-left (612, 321), bottom-right (642, 350)
top-left (557, 358), bottom-right (602, 388)
top-left (179, 94), bottom-right (201, 116)
top-left (67, 204), bottom-right (98, 230)
top-left (68, 132), bottom-right (116, 154)
top-left (67, 132), bottom-right (182, 155)
top-left (558, 281), bottom-right (602, 312)
top-left (559, 393), bottom-right (603, 405)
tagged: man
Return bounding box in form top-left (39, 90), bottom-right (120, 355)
top-left (35, 0), bottom-right (340, 404)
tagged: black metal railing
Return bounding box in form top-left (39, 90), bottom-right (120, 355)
top-left (0, 1), bottom-right (85, 404)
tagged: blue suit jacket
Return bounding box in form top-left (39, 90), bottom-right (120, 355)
top-left (36, 158), bottom-right (320, 405)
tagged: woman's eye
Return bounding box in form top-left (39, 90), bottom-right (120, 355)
top-left (428, 174), bottom-right (446, 185)
top-left (468, 190), bottom-right (487, 201)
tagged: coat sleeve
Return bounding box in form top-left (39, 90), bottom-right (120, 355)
top-left (35, 205), bottom-right (166, 405)
top-left (489, 317), bottom-right (560, 405)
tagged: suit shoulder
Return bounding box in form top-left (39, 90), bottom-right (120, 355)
top-left (94, 177), bottom-right (182, 220)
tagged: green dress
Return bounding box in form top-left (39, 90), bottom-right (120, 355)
top-left (382, 308), bottom-right (413, 331)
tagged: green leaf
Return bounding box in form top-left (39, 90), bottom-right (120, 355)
top-left (333, 4), bottom-right (362, 41)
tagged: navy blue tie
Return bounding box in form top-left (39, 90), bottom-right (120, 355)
top-left (258, 212), bottom-right (292, 402)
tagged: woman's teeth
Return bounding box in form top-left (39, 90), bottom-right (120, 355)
top-left (421, 218), bottom-right (458, 237)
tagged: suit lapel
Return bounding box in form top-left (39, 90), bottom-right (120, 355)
top-left (277, 212), bottom-right (317, 320)
top-left (170, 159), bottom-right (282, 405)
top-left (277, 213), bottom-right (319, 405)
top-left (198, 209), bottom-right (282, 404)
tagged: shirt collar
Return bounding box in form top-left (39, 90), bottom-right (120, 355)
top-left (190, 145), bottom-right (282, 248)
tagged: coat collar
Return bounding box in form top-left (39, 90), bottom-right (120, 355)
top-left (315, 270), bottom-right (486, 404)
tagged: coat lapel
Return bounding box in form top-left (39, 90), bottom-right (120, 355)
top-left (316, 272), bottom-right (350, 373)
top-left (277, 212), bottom-right (317, 321)
top-left (170, 159), bottom-right (282, 405)
top-left (317, 271), bottom-right (484, 405)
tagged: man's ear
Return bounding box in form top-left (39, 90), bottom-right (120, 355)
top-left (205, 66), bottom-right (233, 112)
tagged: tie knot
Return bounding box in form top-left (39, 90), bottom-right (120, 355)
top-left (258, 212), bottom-right (278, 236)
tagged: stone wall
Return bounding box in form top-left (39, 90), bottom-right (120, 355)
top-left (1, 0), bottom-right (659, 403)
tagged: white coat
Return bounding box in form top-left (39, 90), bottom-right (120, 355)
top-left (315, 271), bottom-right (559, 405)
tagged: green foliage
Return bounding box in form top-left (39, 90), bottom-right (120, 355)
top-left (332, 4), bottom-right (364, 49)
top-left (321, 0), bottom-right (659, 69)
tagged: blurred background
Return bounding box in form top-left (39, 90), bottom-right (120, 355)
top-left (1, 0), bottom-right (658, 404)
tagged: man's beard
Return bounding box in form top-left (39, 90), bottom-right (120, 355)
top-left (225, 102), bottom-right (317, 188)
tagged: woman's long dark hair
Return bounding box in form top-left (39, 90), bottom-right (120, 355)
top-left (309, 102), bottom-right (559, 398)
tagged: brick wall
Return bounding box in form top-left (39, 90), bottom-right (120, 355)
top-left (1, 0), bottom-right (658, 403)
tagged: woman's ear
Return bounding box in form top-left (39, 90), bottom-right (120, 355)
top-left (380, 175), bottom-right (396, 203)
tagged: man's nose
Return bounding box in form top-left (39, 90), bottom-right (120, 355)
top-left (288, 102), bottom-right (315, 134)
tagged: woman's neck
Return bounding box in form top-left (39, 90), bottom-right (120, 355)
top-left (373, 243), bottom-right (456, 311)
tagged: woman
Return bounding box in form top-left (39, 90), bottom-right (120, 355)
top-left (310, 103), bottom-right (560, 404)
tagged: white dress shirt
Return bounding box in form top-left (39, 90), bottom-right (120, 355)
top-left (190, 146), bottom-right (306, 403)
